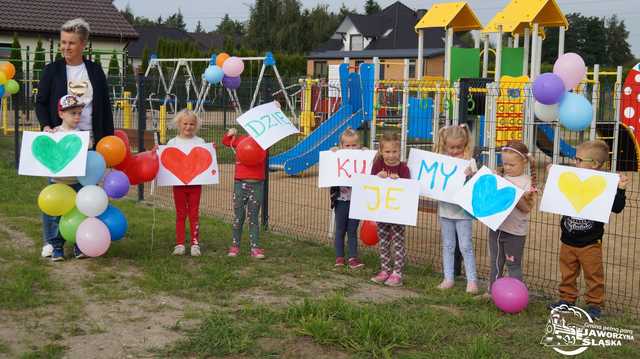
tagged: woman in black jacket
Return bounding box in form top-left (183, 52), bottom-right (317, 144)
top-left (36, 18), bottom-right (114, 145)
top-left (36, 18), bottom-right (114, 260)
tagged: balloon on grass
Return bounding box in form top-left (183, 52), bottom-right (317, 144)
top-left (360, 220), bottom-right (379, 246)
top-left (491, 277), bottom-right (529, 314)
top-left (75, 218), bottom-right (111, 257)
top-left (98, 205), bottom-right (128, 241)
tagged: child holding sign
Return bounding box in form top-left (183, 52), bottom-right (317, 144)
top-left (370, 133), bottom-right (411, 286)
top-left (329, 128), bottom-right (365, 269)
top-left (549, 140), bottom-right (627, 319)
top-left (487, 141), bottom-right (537, 295)
top-left (223, 128), bottom-right (267, 259)
top-left (435, 125), bottom-right (479, 293)
top-left (168, 110), bottom-right (205, 257)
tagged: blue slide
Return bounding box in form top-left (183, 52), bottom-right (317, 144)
top-left (269, 63), bottom-right (373, 175)
top-left (537, 123), bottom-right (576, 158)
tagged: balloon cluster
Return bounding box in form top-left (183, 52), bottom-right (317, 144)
top-left (533, 53), bottom-right (593, 131)
top-left (0, 61), bottom-right (20, 97)
top-left (37, 131), bottom-right (160, 257)
top-left (204, 52), bottom-right (244, 90)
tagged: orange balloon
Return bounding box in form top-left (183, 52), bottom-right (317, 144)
top-left (96, 136), bottom-right (127, 167)
top-left (216, 53), bottom-right (230, 68)
top-left (0, 62), bottom-right (16, 79)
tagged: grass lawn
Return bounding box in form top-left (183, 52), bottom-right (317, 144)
top-left (0, 135), bottom-right (638, 358)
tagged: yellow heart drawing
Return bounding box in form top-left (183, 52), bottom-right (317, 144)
top-left (558, 172), bottom-right (607, 212)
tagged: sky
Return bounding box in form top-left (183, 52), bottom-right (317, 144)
top-left (113, 0), bottom-right (640, 57)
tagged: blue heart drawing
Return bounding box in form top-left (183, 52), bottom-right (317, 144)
top-left (471, 174), bottom-right (516, 218)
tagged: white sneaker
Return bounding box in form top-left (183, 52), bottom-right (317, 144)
top-left (172, 245), bottom-right (185, 256)
top-left (41, 244), bottom-right (53, 258)
top-left (190, 245), bottom-right (201, 257)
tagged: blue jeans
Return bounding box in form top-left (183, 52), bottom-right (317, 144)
top-left (42, 181), bottom-right (83, 249)
top-left (440, 217), bottom-right (477, 282)
top-left (334, 200), bottom-right (359, 258)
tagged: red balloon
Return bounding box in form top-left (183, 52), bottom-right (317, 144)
top-left (121, 150), bottom-right (159, 185)
top-left (236, 137), bottom-right (265, 166)
top-left (113, 130), bottom-right (133, 171)
top-left (360, 221), bottom-right (379, 246)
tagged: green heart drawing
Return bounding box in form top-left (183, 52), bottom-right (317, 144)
top-left (32, 134), bottom-right (83, 173)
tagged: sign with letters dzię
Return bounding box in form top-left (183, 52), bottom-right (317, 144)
top-left (236, 101), bottom-right (299, 150)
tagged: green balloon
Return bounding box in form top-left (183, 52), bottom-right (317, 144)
top-left (59, 207), bottom-right (87, 244)
top-left (5, 79), bottom-right (19, 95)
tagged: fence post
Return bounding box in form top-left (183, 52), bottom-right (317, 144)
top-left (14, 92), bottom-right (20, 170)
top-left (223, 88), bottom-right (227, 129)
top-left (262, 149), bottom-right (269, 230)
top-left (136, 73), bottom-right (146, 201)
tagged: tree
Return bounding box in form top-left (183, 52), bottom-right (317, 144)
top-left (10, 33), bottom-right (22, 81)
top-left (108, 50), bottom-right (120, 79)
top-left (33, 37), bottom-right (46, 80)
top-left (119, 4), bottom-right (155, 26)
top-left (217, 13), bottom-right (244, 51)
top-left (164, 9), bottom-right (186, 31)
top-left (94, 54), bottom-right (102, 70)
top-left (364, 0), bottom-right (381, 15)
top-left (605, 15), bottom-right (634, 66)
top-left (195, 20), bottom-right (204, 33)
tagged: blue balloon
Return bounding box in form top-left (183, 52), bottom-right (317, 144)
top-left (558, 92), bottom-right (593, 131)
top-left (98, 205), bottom-right (128, 241)
top-left (204, 65), bottom-right (224, 84)
top-left (209, 53), bottom-right (217, 66)
top-left (0, 85), bottom-right (4, 98)
top-left (78, 151), bottom-right (106, 186)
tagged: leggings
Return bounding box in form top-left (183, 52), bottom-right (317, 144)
top-left (232, 180), bottom-right (263, 248)
top-left (173, 185), bottom-right (202, 245)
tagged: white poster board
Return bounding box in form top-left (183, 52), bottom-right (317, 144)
top-left (540, 165), bottom-right (619, 223)
top-left (348, 174), bottom-right (420, 226)
top-left (18, 131), bottom-right (90, 177)
top-left (318, 149), bottom-right (377, 187)
top-left (407, 148), bottom-right (470, 203)
top-left (236, 101), bottom-right (299, 150)
top-left (156, 143), bottom-right (219, 186)
top-left (453, 166), bottom-right (524, 231)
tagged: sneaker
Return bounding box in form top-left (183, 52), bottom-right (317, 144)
top-left (190, 245), bottom-right (201, 257)
top-left (41, 244), bottom-right (53, 258)
top-left (227, 246), bottom-right (240, 257)
top-left (335, 257), bottom-right (345, 267)
top-left (586, 305), bottom-right (602, 320)
top-left (74, 245), bottom-right (88, 259)
top-left (348, 257), bottom-right (364, 269)
top-left (371, 271), bottom-right (390, 284)
top-left (437, 280), bottom-right (455, 290)
top-left (548, 300), bottom-right (574, 310)
top-left (250, 248), bottom-right (265, 259)
top-left (466, 281), bottom-right (479, 294)
top-left (172, 245), bottom-right (185, 256)
top-left (384, 272), bottom-right (403, 287)
top-left (51, 248), bottom-right (65, 262)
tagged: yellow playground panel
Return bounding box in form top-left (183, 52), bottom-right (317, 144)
top-left (495, 76), bottom-right (529, 147)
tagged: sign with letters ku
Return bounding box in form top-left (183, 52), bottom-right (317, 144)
top-left (318, 149), bottom-right (377, 187)
top-left (407, 148), bottom-right (470, 203)
top-left (236, 101), bottom-right (299, 150)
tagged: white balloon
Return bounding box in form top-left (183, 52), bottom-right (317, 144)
top-left (76, 185), bottom-right (109, 217)
top-left (534, 101), bottom-right (559, 122)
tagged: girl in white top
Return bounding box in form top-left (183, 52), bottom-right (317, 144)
top-left (487, 141), bottom-right (537, 295)
top-left (167, 110), bottom-right (206, 257)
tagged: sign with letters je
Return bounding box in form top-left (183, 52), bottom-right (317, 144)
top-left (318, 149), bottom-right (377, 187)
top-left (349, 174), bottom-right (420, 226)
top-left (407, 148), bottom-right (470, 203)
top-left (236, 101), bottom-right (299, 150)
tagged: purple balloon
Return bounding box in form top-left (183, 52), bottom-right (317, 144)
top-left (222, 75), bottom-right (241, 90)
top-left (532, 73), bottom-right (565, 105)
top-left (103, 170), bottom-right (130, 199)
top-left (491, 277), bottom-right (529, 314)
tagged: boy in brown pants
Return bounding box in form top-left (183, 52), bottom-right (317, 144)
top-left (549, 140), bottom-right (627, 320)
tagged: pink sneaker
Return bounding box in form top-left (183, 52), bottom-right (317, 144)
top-left (348, 257), bottom-right (364, 269)
top-left (371, 271), bottom-right (390, 284)
top-left (250, 248), bottom-right (265, 259)
top-left (335, 257), bottom-right (345, 267)
top-left (227, 246), bottom-right (240, 257)
top-left (384, 272), bottom-right (403, 287)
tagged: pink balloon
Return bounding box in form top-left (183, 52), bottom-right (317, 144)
top-left (491, 277), bottom-right (529, 314)
top-left (76, 218), bottom-right (111, 257)
top-left (553, 53), bottom-right (586, 90)
top-left (222, 56), bottom-right (244, 77)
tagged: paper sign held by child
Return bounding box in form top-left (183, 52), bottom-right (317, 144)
top-left (407, 148), bottom-right (470, 203)
top-left (453, 166), bottom-right (524, 231)
top-left (18, 131), bottom-right (90, 177)
top-left (540, 165), bottom-right (619, 223)
top-left (157, 143), bottom-right (219, 186)
top-left (318, 150), bottom-right (377, 187)
top-left (236, 101), bottom-right (299, 150)
top-left (348, 174), bottom-right (420, 226)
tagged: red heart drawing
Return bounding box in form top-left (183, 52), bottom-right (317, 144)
top-left (161, 147), bottom-right (213, 184)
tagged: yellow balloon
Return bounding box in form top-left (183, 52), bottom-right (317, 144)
top-left (0, 71), bottom-right (6, 85)
top-left (38, 183), bottom-right (77, 216)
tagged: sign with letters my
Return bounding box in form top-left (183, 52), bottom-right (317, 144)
top-left (407, 148), bottom-right (470, 203)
